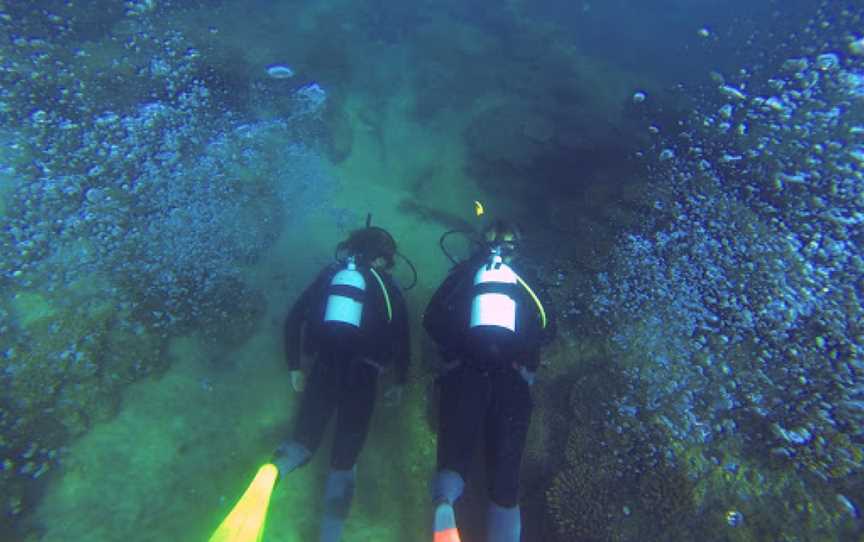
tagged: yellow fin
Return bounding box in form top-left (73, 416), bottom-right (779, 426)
top-left (209, 464), bottom-right (279, 542)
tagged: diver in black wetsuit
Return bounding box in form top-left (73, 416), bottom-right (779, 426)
top-left (424, 219), bottom-right (554, 542)
top-left (272, 224), bottom-right (410, 542)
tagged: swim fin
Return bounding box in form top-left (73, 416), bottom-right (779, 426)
top-left (209, 463), bottom-right (279, 542)
top-left (433, 501), bottom-right (461, 542)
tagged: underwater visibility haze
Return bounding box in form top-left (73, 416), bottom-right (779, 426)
top-left (1, 0), bottom-right (863, 540)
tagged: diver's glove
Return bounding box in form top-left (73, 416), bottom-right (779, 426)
top-left (383, 385), bottom-right (404, 407)
top-left (290, 369), bottom-right (306, 392)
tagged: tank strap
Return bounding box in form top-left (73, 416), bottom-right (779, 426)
top-left (368, 268), bottom-right (392, 323)
top-left (328, 283), bottom-right (366, 302)
top-left (472, 282), bottom-right (519, 298)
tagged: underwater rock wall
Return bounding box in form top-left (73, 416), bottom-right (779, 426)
top-left (587, 6), bottom-right (864, 535)
top-left (0, 2), bottom-right (334, 526)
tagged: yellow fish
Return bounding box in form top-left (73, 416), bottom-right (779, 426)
top-left (474, 200), bottom-right (484, 217)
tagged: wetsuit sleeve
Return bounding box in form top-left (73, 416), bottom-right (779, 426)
top-left (283, 269), bottom-right (329, 370)
top-left (388, 282), bottom-right (411, 384)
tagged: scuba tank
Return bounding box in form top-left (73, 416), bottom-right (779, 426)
top-left (323, 257), bottom-right (367, 327)
top-left (469, 249), bottom-right (519, 332)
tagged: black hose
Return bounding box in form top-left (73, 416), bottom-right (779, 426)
top-left (439, 229), bottom-right (480, 266)
top-left (396, 251), bottom-right (418, 290)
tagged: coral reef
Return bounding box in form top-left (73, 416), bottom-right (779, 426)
top-left (1, 288), bottom-right (165, 520)
top-left (579, 18), bottom-right (864, 536)
top-left (636, 464), bottom-right (695, 537)
top-left (546, 416), bottom-right (699, 541)
top-left (546, 462), bottom-right (616, 542)
top-left (0, 3), bottom-right (335, 530)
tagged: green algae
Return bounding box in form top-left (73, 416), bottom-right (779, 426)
top-left (11, 292), bottom-right (57, 329)
top-left (31, 326), bottom-right (435, 541)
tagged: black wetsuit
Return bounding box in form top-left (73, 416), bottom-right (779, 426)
top-left (424, 254), bottom-right (553, 507)
top-left (284, 263), bottom-right (410, 470)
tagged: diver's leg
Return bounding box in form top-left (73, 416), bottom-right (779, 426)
top-left (434, 365), bottom-right (489, 503)
top-left (432, 366), bottom-right (491, 540)
top-left (317, 361), bottom-right (378, 542)
top-left (432, 469), bottom-right (464, 542)
top-left (330, 360), bottom-right (378, 469)
top-left (273, 354), bottom-right (339, 475)
top-left (483, 369), bottom-right (532, 542)
top-left (319, 466), bottom-right (356, 542)
top-left (487, 503), bottom-right (522, 542)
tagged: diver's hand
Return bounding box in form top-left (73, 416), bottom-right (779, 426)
top-left (518, 366), bottom-right (536, 386)
top-left (383, 385), bottom-right (403, 407)
top-left (290, 370), bottom-right (306, 392)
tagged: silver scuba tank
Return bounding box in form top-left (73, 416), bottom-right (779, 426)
top-left (323, 257), bottom-right (366, 327)
top-left (469, 252), bottom-right (518, 332)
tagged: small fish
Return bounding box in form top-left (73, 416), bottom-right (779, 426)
top-left (474, 200), bottom-right (484, 217)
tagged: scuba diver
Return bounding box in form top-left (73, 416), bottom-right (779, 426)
top-left (424, 219), bottom-right (554, 542)
top-left (272, 218), bottom-right (411, 542)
